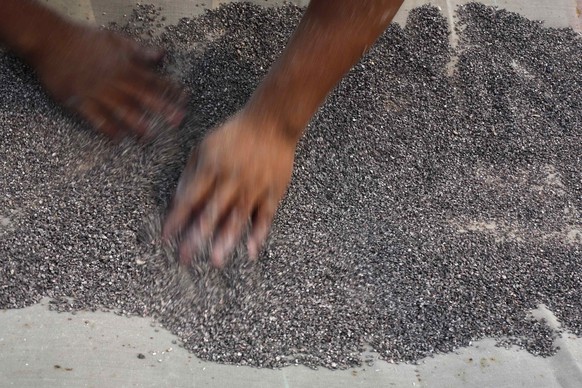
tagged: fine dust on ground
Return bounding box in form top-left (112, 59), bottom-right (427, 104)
top-left (0, 2), bottom-right (581, 370)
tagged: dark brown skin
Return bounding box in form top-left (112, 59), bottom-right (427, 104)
top-left (0, 0), bottom-right (186, 141)
top-left (164, 0), bottom-right (405, 267)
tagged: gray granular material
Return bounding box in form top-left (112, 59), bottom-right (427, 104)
top-left (1, 2), bottom-right (581, 369)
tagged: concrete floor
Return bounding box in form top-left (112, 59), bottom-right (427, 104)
top-left (3, 300), bottom-right (582, 387)
top-left (41, 0), bottom-right (582, 32)
top-left (2, 1), bottom-right (582, 387)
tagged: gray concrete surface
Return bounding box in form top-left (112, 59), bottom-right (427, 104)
top-left (2, 300), bottom-right (582, 387)
top-left (43, 0), bottom-right (582, 32)
top-left (2, 0), bottom-right (582, 387)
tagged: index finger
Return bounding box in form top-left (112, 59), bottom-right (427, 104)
top-left (163, 165), bottom-right (215, 241)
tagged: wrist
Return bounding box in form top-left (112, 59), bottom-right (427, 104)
top-left (243, 83), bottom-right (310, 145)
top-left (0, 0), bottom-right (74, 65)
top-left (238, 102), bottom-right (302, 148)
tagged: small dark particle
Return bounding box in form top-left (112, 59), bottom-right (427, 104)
top-left (138, 353), bottom-right (146, 359)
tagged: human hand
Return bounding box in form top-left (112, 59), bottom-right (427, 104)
top-left (31, 24), bottom-right (186, 140)
top-left (163, 111), bottom-right (296, 268)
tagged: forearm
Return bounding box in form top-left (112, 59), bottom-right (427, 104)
top-left (245, 0), bottom-right (404, 142)
top-left (0, 0), bottom-right (71, 63)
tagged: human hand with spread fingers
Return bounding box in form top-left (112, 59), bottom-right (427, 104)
top-left (164, 0), bottom-right (404, 267)
top-left (0, 0), bottom-right (186, 141)
top-left (163, 111), bottom-right (296, 267)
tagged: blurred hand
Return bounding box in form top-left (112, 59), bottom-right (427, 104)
top-left (163, 110), bottom-right (296, 268)
top-left (32, 24), bottom-right (186, 140)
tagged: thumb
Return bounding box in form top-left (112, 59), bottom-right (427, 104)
top-left (136, 46), bottom-right (166, 66)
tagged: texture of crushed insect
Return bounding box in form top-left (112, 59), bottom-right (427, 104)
top-left (0, 2), bottom-right (581, 370)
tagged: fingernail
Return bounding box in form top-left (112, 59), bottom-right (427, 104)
top-left (161, 225), bottom-right (172, 243)
top-left (113, 132), bottom-right (125, 145)
top-left (163, 205), bottom-right (191, 242)
top-left (214, 236), bottom-right (234, 264)
top-left (180, 94), bottom-right (190, 107)
top-left (179, 247), bottom-right (191, 266)
top-left (143, 47), bottom-right (165, 63)
top-left (211, 251), bottom-right (224, 269)
top-left (64, 96), bottom-right (80, 108)
top-left (247, 241), bottom-right (257, 260)
top-left (179, 239), bottom-right (198, 265)
top-left (170, 109), bottom-right (185, 127)
top-left (136, 114), bottom-right (152, 140)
